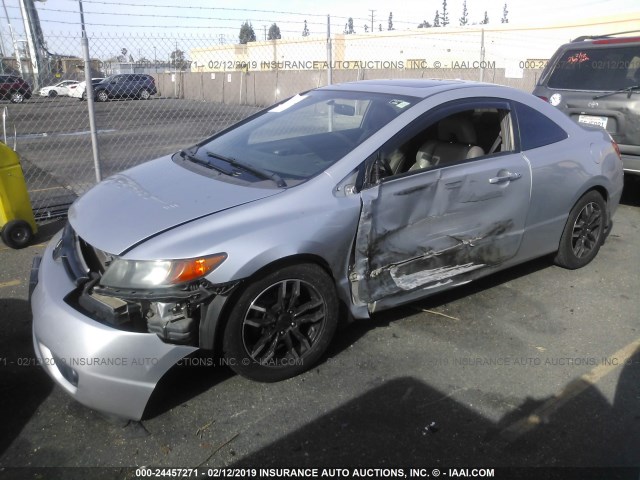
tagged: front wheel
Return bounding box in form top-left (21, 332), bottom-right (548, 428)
top-left (96, 90), bottom-right (109, 102)
top-left (554, 191), bottom-right (606, 269)
top-left (48, 90), bottom-right (58, 98)
top-left (222, 264), bottom-right (338, 382)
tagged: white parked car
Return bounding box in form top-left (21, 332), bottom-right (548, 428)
top-left (38, 80), bottom-right (79, 97)
top-left (69, 78), bottom-right (105, 100)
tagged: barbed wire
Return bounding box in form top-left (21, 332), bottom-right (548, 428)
top-left (53, 0), bottom-right (419, 26)
top-left (12, 5), bottom-right (329, 28)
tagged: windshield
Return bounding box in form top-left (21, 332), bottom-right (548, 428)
top-left (547, 45), bottom-right (640, 91)
top-left (193, 89), bottom-right (418, 186)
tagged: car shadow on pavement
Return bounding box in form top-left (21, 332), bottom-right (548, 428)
top-left (229, 349), bottom-right (640, 470)
top-left (143, 351), bottom-right (235, 419)
top-left (32, 218), bottom-right (66, 244)
top-left (0, 298), bottom-right (53, 456)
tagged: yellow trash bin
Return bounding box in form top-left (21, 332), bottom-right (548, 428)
top-left (0, 142), bottom-right (37, 248)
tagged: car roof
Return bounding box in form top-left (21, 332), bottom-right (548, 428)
top-left (319, 78), bottom-right (500, 99)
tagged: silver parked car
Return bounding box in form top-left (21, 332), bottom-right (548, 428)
top-left (31, 79), bottom-right (624, 420)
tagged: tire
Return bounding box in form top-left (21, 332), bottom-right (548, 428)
top-left (10, 91), bottom-right (24, 103)
top-left (222, 264), bottom-right (338, 382)
top-left (1, 220), bottom-right (33, 249)
top-left (80, 91), bottom-right (86, 101)
top-left (554, 191), bottom-right (606, 269)
top-left (96, 90), bottom-right (109, 102)
top-left (139, 89), bottom-right (151, 100)
top-left (48, 90), bottom-right (58, 98)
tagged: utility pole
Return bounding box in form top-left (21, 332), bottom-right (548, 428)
top-left (2, 0), bottom-right (23, 76)
top-left (263, 25), bottom-right (267, 41)
top-left (78, 0), bottom-right (101, 182)
top-left (19, 0), bottom-right (39, 88)
top-left (369, 10), bottom-right (375, 33)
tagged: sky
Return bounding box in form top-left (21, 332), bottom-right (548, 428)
top-left (0, 0), bottom-right (637, 59)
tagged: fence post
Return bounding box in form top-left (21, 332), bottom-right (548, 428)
top-left (479, 28), bottom-right (486, 83)
top-left (79, 0), bottom-right (101, 183)
top-left (327, 15), bottom-right (332, 85)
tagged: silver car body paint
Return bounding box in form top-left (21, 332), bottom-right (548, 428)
top-left (31, 80), bottom-right (624, 419)
top-left (68, 156), bottom-right (283, 255)
top-left (32, 232), bottom-right (198, 420)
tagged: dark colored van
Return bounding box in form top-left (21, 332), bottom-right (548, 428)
top-left (533, 32), bottom-right (640, 175)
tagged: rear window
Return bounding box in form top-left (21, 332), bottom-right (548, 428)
top-left (547, 45), bottom-right (640, 91)
top-left (515, 102), bottom-right (567, 151)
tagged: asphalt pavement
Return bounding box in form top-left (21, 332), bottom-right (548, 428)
top-left (0, 179), bottom-right (638, 477)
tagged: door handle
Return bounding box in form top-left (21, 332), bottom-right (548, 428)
top-left (489, 172), bottom-right (522, 184)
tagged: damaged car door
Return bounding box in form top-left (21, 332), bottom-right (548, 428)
top-left (352, 101), bottom-right (533, 307)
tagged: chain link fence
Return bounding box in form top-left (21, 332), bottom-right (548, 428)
top-left (1, 24), bottom-right (569, 220)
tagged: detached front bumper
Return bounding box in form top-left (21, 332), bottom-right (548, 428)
top-left (31, 232), bottom-right (198, 420)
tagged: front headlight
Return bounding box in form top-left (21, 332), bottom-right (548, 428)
top-left (100, 253), bottom-right (227, 289)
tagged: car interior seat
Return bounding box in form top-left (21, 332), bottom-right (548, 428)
top-left (410, 115), bottom-right (485, 171)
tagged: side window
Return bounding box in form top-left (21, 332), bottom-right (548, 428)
top-left (370, 104), bottom-right (513, 183)
top-left (514, 102), bottom-right (567, 151)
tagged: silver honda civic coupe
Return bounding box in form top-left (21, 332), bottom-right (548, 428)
top-left (31, 79), bottom-right (624, 420)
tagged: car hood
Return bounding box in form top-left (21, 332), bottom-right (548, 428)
top-left (68, 155), bottom-right (282, 255)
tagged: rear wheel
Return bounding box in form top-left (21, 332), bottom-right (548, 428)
top-left (10, 91), bottom-right (24, 103)
top-left (222, 264), bottom-right (338, 382)
top-left (1, 220), bottom-right (33, 249)
top-left (554, 191), bottom-right (606, 269)
top-left (139, 89), bottom-right (151, 100)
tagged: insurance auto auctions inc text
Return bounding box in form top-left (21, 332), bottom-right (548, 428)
top-left (251, 468), bottom-right (494, 477)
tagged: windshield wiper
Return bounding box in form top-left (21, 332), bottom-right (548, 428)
top-left (206, 151), bottom-right (287, 187)
top-left (179, 149), bottom-right (234, 176)
top-left (593, 85), bottom-right (640, 100)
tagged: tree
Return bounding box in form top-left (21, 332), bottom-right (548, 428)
top-left (302, 20), bottom-right (310, 37)
top-left (388, 12), bottom-right (394, 31)
top-left (364, 24), bottom-right (369, 32)
top-left (170, 49), bottom-right (188, 70)
top-left (239, 21), bottom-right (256, 44)
top-left (267, 23), bottom-right (281, 40)
top-left (344, 17), bottom-right (355, 34)
top-left (441, 0), bottom-right (449, 26)
top-left (433, 10), bottom-right (441, 27)
top-left (459, 0), bottom-right (468, 26)
top-left (418, 20), bottom-right (432, 28)
top-left (501, 3), bottom-right (509, 23)
top-left (378, 23), bottom-right (383, 31)
top-left (481, 11), bottom-right (489, 24)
